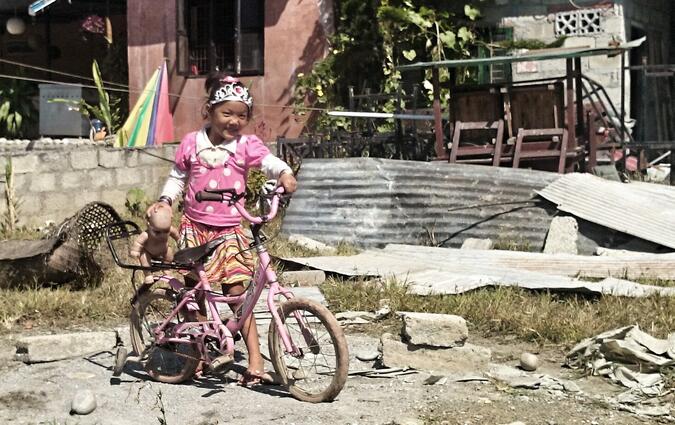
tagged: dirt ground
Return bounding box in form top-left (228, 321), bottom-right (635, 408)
top-left (0, 324), bottom-right (670, 425)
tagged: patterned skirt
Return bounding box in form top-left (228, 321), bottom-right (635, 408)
top-left (178, 215), bottom-right (254, 286)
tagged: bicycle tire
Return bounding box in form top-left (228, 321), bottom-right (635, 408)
top-left (268, 298), bottom-right (349, 403)
top-left (130, 288), bottom-right (200, 384)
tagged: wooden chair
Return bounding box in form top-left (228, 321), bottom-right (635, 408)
top-left (512, 128), bottom-right (581, 174)
top-left (449, 120), bottom-right (505, 166)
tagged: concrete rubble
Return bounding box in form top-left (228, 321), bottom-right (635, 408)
top-left (378, 312), bottom-right (492, 376)
top-left (566, 325), bottom-right (675, 397)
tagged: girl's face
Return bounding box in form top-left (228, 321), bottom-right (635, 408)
top-left (208, 100), bottom-right (250, 144)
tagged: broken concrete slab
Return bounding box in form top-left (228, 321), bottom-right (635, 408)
top-left (543, 216), bottom-right (578, 255)
top-left (280, 270), bottom-right (326, 287)
top-left (400, 312), bottom-right (468, 348)
top-left (15, 331), bottom-right (116, 363)
top-left (379, 333), bottom-right (491, 375)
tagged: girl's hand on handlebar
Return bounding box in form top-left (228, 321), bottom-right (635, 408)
top-left (278, 171), bottom-right (297, 194)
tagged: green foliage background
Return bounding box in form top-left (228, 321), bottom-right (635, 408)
top-left (293, 0), bottom-right (485, 134)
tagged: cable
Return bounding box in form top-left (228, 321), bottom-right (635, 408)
top-left (0, 58), bottom-right (128, 88)
top-left (0, 73), bottom-right (326, 113)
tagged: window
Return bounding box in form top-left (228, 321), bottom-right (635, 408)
top-left (555, 9), bottom-right (602, 36)
top-left (177, 0), bottom-right (264, 76)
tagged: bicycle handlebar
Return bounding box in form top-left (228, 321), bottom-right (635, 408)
top-left (195, 186), bottom-right (286, 224)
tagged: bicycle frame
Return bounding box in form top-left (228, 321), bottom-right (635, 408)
top-left (132, 189), bottom-right (307, 365)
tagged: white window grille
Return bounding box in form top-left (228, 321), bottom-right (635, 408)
top-left (555, 9), bottom-right (603, 36)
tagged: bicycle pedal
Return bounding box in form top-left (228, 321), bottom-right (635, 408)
top-left (208, 354), bottom-right (234, 374)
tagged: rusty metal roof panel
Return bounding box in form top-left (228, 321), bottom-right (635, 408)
top-left (282, 158), bottom-right (560, 249)
top-left (537, 173), bottom-right (675, 250)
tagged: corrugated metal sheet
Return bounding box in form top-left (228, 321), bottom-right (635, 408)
top-left (282, 158), bottom-right (560, 249)
top-left (537, 173), bottom-right (675, 249)
top-left (281, 245), bottom-right (675, 298)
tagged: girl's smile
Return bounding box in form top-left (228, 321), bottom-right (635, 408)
top-left (208, 101), bottom-right (250, 145)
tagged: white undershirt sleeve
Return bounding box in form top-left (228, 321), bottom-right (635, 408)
top-left (160, 165), bottom-right (188, 201)
top-left (261, 153), bottom-right (293, 179)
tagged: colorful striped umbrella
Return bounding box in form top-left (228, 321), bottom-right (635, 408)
top-left (116, 62), bottom-right (174, 148)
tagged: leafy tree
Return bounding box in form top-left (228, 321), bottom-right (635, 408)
top-left (293, 0), bottom-right (484, 133)
top-left (0, 78), bottom-right (37, 139)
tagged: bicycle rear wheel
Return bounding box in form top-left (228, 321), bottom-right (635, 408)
top-left (268, 298), bottom-right (349, 403)
top-left (130, 288), bottom-right (200, 384)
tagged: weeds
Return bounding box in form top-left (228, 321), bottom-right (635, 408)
top-left (0, 253), bottom-right (132, 334)
top-left (322, 277), bottom-right (675, 345)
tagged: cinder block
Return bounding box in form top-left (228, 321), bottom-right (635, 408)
top-left (70, 150), bottom-right (99, 170)
top-left (99, 148), bottom-right (126, 168)
top-left (29, 172), bottom-right (58, 192)
top-left (88, 168), bottom-right (116, 188)
top-left (115, 167), bottom-right (147, 187)
top-left (38, 151), bottom-right (70, 172)
top-left (19, 195), bottom-right (41, 214)
top-left (10, 154), bottom-right (39, 174)
top-left (99, 189), bottom-right (129, 211)
top-left (61, 171), bottom-right (84, 189)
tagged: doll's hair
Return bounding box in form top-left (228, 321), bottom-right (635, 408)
top-left (146, 204), bottom-right (172, 231)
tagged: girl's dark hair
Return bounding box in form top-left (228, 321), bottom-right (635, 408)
top-left (204, 70), bottom-right (230, 99)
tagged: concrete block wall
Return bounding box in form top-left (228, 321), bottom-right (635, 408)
top-left (0, 145), bottom-right (178, 228)
top-left (483, 2), bottom-right (631, 116)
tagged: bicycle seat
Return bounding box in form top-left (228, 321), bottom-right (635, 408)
top-left (173, 235), bottom-right (228, 266)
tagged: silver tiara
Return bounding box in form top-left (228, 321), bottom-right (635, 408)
top-left (209, 82), bottom-right (253, 108)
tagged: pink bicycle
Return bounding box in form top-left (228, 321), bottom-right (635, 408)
top-left (106, 185), bottom-right (349, 403)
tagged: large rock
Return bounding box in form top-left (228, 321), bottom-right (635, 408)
top-left (401, 312), bottom-right (468, 348)
top-left (543, 216), bottom-right (578, 255)
top-left (380, 333), bottom-right (491, 374)
top-left (15, 331), bottom-right (117, 363)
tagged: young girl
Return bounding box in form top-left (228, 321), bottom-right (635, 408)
top-left (156, 73), bottom-right (297, 387)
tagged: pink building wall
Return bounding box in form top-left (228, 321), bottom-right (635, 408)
top-left (126, 0), bottom-right (329, 143)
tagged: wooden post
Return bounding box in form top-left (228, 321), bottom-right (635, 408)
top-left (565, 59), bottom-right (576, 151)
top-left (432, 67), bottom-right (445, 159)
top-left (574, 57), bottom-right (585, 172)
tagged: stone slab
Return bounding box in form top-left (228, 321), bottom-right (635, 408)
top-left (543, 216), bottom-right (578, 255)
top-left (400, 312), bottom-right (468, 348)
top-left (380, 333), bottom-right (491, 375)
top-left (15, 331), bottom-right (117, 363)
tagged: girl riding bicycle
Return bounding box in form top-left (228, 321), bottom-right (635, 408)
top-left (155, 72), bottom-right (297, 387)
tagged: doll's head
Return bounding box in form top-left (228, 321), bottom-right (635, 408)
top-left (203, 73), bottom-right (253, 143)
top-left (146, 203), bottom-right (172, 236)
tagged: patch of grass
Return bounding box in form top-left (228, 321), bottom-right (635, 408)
top-left (0, 261), bottom-right (133, 335)
top-left (493, 236), bottom-right (532, 252)
top-left (321, 278), bottom-right (675, 345)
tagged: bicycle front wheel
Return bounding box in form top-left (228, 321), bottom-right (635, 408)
top-left (130, 288), bottom-right (200, 384)
top-left (268, 298), bottom-right (349, 403)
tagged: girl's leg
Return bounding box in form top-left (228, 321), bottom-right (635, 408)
top-left (226, 282), bottom-right (265, 374)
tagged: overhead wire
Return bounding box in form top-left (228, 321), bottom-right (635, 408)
top-left (0, 59), bottom-right (326, 113)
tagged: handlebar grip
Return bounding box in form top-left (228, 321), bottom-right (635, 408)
top-left (195, 191), bottom-right (224, 202)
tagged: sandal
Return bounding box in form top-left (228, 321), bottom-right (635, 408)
top-left (238, 369), bottom-right (276, 388)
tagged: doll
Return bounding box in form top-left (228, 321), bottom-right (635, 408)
top-left (130, 203), bottom-right (179, 283)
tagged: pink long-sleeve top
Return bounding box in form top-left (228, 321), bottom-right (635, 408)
top-left (161, 129), bottom-right (291, 227)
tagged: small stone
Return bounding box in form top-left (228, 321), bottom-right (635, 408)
top-left (355, 350), bottom-right (379, 362)
top-left (292, 369), bottom-right (306, 380)
top-left (562, 381), bottom-right (581, 393)
top-left (70, 390), bottom-right (97, 415)
top-left (519, 352), bottom-right (539, 371)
